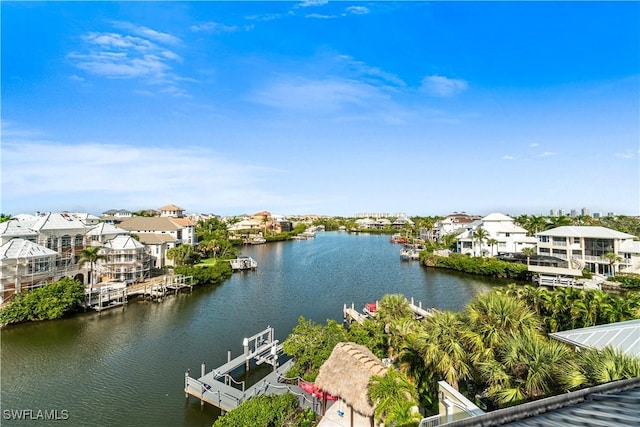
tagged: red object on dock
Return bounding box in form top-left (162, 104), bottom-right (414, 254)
top-left (299, 380), bottom-right (338, 401)
top-left (365, 302), bottom-right (377, 313)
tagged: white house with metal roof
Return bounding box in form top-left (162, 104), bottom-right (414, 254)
top-left (535, 226), bottom-right (640, 276)
top-left (100, 235), bottom-right (152, 283)
top-left (0, 238), bottom-right (59, 304)
top-left (86, 223), bottom-right (130, 246)
top-left (456, 213), bottom-right (536, 256)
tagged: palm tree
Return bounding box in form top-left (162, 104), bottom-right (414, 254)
top-left (521, 247), bottom-right (536, 265)
top-left (472, 227), bottom-right (489, 257)
top-left (480, 329), bottom-right (582, 406)
top-left (368, 367), bottom-right (420, 426)
top-left (416, 311), bottom-right (472, 391)
top-left (376, 294), bottom-right (414, 333)
top-left (487, 238), bottom-right (498, 257)
top-left (601, 252), bottom-right (622, 277)
top-left (463, 292), bottom-right (541, 364)
top-left (576, 346), bottom-right (640, 386)
top-left (527, 215), bottom-right (549, 236)
top-left (78, 247), bottom-right (106, 290)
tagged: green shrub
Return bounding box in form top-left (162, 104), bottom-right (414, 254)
top-left (0, 277), bottom-right (85, 325)
top-left (421, 254), bottom-right (529, 280)
top-left (581, 269), bottom-right (593, 279)
top-left (212, 393), bottom-right (304, 427)
top-left (612, 273), bottom-right (640, 289)
top-left (174, 262), bottom-right (232, 286)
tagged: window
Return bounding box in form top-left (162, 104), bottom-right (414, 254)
top-left (505, 233), bottom-right (510, 237)
top-left (573, 237), bottom-right (580, 244)
top-left (539, 236), bottom-right (549, 243)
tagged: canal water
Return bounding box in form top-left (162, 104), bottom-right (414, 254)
top-left (1, 232), bottom-right (504, 426)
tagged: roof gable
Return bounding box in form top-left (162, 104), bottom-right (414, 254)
top-left (0, 239), bottom-right (58, 259)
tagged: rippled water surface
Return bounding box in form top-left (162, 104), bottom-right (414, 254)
top-left (2, 232), bottom-right (503, 426)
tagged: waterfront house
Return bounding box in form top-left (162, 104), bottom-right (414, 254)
top-left (0, 214), bottom-right (98, 304)
top-left (456, 213), bottom-right (536, 256)
top-left (86, 223), bottom-right (130, 246)
top-left (100, 235), bottom-right (152, 283)
top-left (117, 217), bottom-right (184, 268)
top-left (0, 229), bottom-right (59, 304)
top-left (391, 215), bottom-right (414, 230)
top-left (534, 226), bottom-right (640, 275)
top-left (428, 212), bottom-right (477, 242)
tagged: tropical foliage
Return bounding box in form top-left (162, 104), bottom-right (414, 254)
top-left (368, 368), bottom-right (421, 427)
top-left (78, 246), bottom-right (106, 288)
top-left (421, 253), bottom-right (529, 280)
top-left (174, 261), bottom-right (232, 287)
top-left (610, 273), bottom-right (640, 289)
top-left (211, 393), bottom-right (316, 427)
top-left (283, 287), bottom-right (640, 418)
top-left (501, 284), bottom-right (640, 332)
top-left (167, 244), bottom-right (201, 267)
top-left (0, 277), bottom-right (86, 325)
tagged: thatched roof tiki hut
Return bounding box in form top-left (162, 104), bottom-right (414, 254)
top-left (315, 342), bottom-right (388, 427)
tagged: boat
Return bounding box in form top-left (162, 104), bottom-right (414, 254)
top-left (363, 302), bottom-right (377, 317)
top-left (229, 256), bottom-right (258, 271)
top-left (400, 245), bottom-right (422, 261)
top-left (389, 234), bottom-right (408, 244)
top-left (250, 236), bottom-right (266, 245)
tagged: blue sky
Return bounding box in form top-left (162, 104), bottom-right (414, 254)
top-left (2, 1), bottom-right (639, 217)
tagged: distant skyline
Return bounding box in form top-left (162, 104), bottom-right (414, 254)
top-left (2, 1), bottom-right (639, 217)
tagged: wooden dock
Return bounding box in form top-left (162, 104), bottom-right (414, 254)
top-left (343, 297), bottom-right (435, 325)
top-left (184, 326), bottom-right (319, 414)
top-left (343, 303), bottom-right (367, 325)
top-left (85, 274), bottom-right (194, 311)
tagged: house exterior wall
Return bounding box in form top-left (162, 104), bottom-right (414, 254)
top-left (536, 228), bottom-right (640, 275)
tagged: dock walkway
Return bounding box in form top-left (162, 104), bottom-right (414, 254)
top-left (184, 326), bottom-right (319, 414)
top-left (343, 296), bottom-right (435, 325)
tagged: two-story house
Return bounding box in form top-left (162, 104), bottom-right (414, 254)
top-left (535, 226), bottom-right (640, 275)
top-left (456, 213), bottom-right (536, 256)
top-left (117, 216), bottom-right (183, 268)
top-left (0, 220), bottom-right (59, 304)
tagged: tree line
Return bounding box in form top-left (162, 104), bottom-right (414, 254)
top-left (282, 288), bottom-right (640, 426)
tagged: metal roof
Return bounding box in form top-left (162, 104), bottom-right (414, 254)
top-left (550, 319), bottom-right (640, 358)
top-left (503, 384), bottom-right (640, 427)
top-left (536, 226), bottom-right (636, 239)
top-left (441, 378), bottom-right (640, 427)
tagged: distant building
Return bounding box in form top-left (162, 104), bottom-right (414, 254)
top-left (581, 207), bottom-right (590, 217)
top-left (456, 213), bottom-right (536, 256)
top-left (549, 209), bottom-right (559, 217)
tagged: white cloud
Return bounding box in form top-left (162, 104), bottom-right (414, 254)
top-left (306, 13), bottom-right (336, 19)
top-left (1, 140), bottom-right (286, 211)
top-left (615, 150), bottom-right (635, 159)
top-left (190, 21), bottom-right (240, 33)
top-left (420, 75), bottom-right (468, 97)
top-left (529, 143), bottom-right (539, 148)
top-left (68, 24), bottom-right (187, 96)
top-left (111, 21), bottom-right (181, 45)
top-left (538, 151), bottom-right (557, 158)
top-left (502, 155), bottom-right (515, 160)
top-left (345, 6), bottom-right (369, 15)
top-left (337, 55), bottom-right (406, 87)
top-left (296, 0), bottom-right (329, 8)
top-left (252, 76), bottom-right (387, 111)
